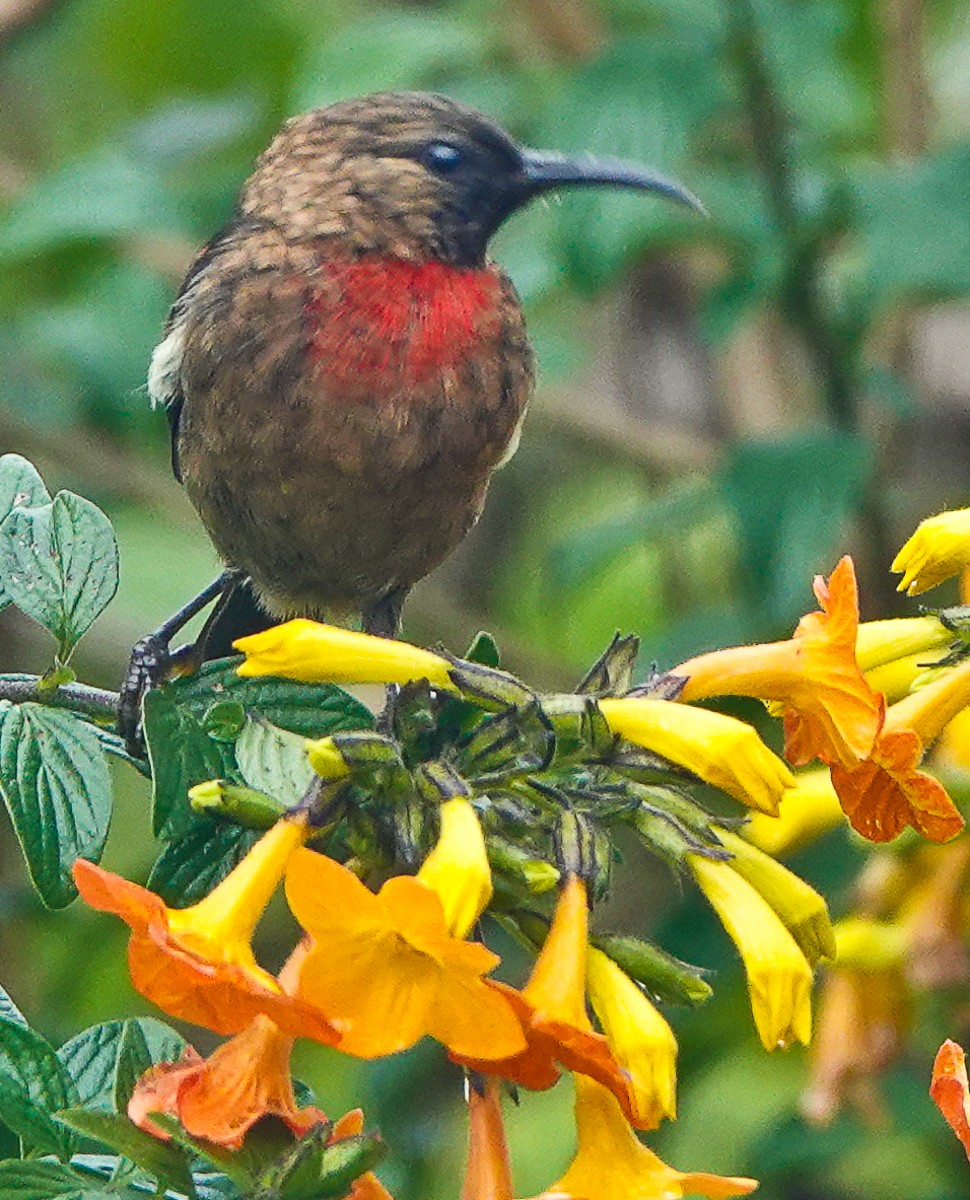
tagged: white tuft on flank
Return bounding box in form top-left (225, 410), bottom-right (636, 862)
top-left (147, 322), bottom-right (185, 410)
top-left (495, 410), bottom-right (526, 469)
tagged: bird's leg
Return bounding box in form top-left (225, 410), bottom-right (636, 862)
top-left (362, 587), bottom-right (409, 736)
top-left (118, 570), bottom-right (236, 756)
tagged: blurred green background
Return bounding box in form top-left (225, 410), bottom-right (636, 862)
top-left (2, 0), bottom-right (970, 1195)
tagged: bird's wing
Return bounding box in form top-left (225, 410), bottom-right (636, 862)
top-left (148, 225), bottom-right (239, 483)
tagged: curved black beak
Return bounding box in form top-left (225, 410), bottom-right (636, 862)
top-left (518, 147), bottom-right (706, 216)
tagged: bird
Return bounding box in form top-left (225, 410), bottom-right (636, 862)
top-left (119, 90), bottom-right (700, 749)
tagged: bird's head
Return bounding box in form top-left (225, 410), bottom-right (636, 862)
top-left (240, 91), bottom-right (702, 266)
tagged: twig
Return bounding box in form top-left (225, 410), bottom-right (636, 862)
top-left (0, 673), bottom-right (120, 720)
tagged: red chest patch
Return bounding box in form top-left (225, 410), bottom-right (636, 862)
top-left (306, 256), bottom-right (504, 390)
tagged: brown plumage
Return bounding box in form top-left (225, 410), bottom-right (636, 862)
top-left (146, 91), bottom-right (700, 642)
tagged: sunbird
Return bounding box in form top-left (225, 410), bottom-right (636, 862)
top-left (120, 91), bottom-right (700, 749)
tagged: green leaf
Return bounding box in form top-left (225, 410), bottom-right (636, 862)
top-left (535, 34), bottom-right (723, 288)
top-left (56, 1109), bottom-right (195, 1197)
top-left (0, 150), bottom-right (187, 260)
top-left (464, 631), bottom-right (500, 668)
top-left (849, 146), bottom-right (970, 306)
top-left (0, 454), bottom-right (50, 614)
top-left (0, 702), bottom-right (112, 908)
top-left (57, 1018), bottom-right (186, 1113)
top-left (719, 432), bottom-right (872, 629)
top-left (293, 11), bottom-right (486, 110)
top-left (0, 1017), bottom-right (78, 1156)
top-left (148, 820), bottom-right (259, 906)
top-left (0, 1160), bottom-right (105, 1200)
top-left (0, 982), bottom-right (27, 1029)
top-left (143, 689), bottom-right (229, 840)
top-left (0, 490), bottom-right (119, 659)
top-left (112, 1018), bottom-right (186, 1112)
top-left (164, 659), bottom-right (374, 738)
top-left (235, 719), bottom-right (313, 806)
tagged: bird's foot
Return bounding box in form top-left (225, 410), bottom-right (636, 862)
top-left (118, 636), bottom-right (201, 758)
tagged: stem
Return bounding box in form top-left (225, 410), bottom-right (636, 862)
top-left (724, 0), bottom-right (857, 430)
top-left (0, 673), bottom-right (119, 720)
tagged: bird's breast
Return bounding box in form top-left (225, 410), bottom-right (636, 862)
top-left (305, 255), bottom-right (506, 396)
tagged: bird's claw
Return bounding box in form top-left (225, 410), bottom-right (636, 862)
top-left (118, 634), bottom-right (186, 758)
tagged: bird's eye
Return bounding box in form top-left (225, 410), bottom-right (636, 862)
top-left (421, 143), bottom-right (464, 175)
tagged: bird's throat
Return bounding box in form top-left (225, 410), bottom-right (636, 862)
top-left (306, 255), bottom-right (505, 391)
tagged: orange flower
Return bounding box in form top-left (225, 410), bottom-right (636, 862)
top-left (829, 659), bottom-right (970, 843)
top-left (455, 876), bottom-right (638, 1126)
top-left (462, 1077), bottom-right (512, 1200)
top-left (127, 943), bottom-right (327, 1149)
top-left (522, 1075), bottom-right (758, 1200)
top-left (931, 1039), bottom-right (970, 1161)
top-left (285, 850), bottom-right (525, 1060)
top-left (73, 816), bottom-right (336, 1041)
top-left (674, 557), bottom-right (882, 771)
top-left (128, 1015), bottom-right (326, 1148)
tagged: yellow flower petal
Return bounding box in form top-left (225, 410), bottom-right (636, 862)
top-left (417, 797), bottom-right (492, 938)
top-left (524, 1076), bottom-right (758, 1200)
top-left (599, 698), bottom-right (794, 814)
top-left (892, 508), bottom-right (970, 596)
top-left (586, 947), bottom-right (677, 1128)
top-left (855, 616), bottom-right (950, 672)
top-left (746, 768), bottom-right (845, 857)
top-left (690, 856), bottom-right (813, 1050)
top-left (717, 829), bottom-right (835, 965)
top-left (235, 619), bottom-right (456, 690)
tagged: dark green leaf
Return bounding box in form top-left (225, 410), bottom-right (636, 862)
top-left (56, 1109), bottom-right (195, 1196)
top-left (143, 689), bottom-right (229, 839)
top-left (57, 1018), bottom-right (186, 1113)
top-left (463, 631), bottom-right (500, 668)
top-left (0, 454), bottom-right (50, 614)
top-left (235, 719), bottom-right (313, 806)
top-left (148, 819), bottom-right (259, 906)
top-left (164, 659), bottom-right (373, 738)
top-left (0, 702), bottom-right (112, 908)
top-left (0, 1017), bottom-right (77, 1156)
top-left (0, 491), bottom-right (119, 659)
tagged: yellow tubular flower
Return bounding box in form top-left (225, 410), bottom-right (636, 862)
top-left (599, 697), bottom-right (794, 815)
top-left (717, 829), bottom-right (834, 965)
top-left (235, 619), bottom-right (457, 690)
top-left (524, 1076), bottom-right (758, 1200)
top-left (417, 797), bottom-right (493, 939)
top-left (689, 856), bottom-right (813, 1050)
top-left (893, 508), bottom-right (970, 595)
top-left (586, 947), bottom-right (677, 1128)
top-left (855, 616), bottom-right (950, 672)
top-left (746, 768), bottom-right (845, 857)
top-left (865, 652), bottom-right (949, 704)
